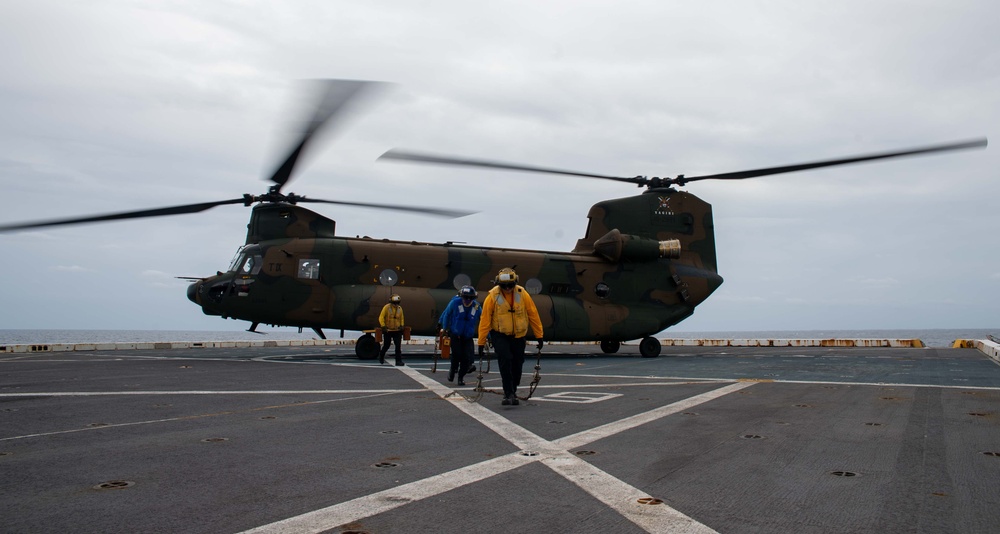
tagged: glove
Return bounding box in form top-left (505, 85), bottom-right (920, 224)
top-left (537, 339), bottom-right (544, 350)
top-left (478, 345), bottom-right (485, 356)
top-left (381, 326), bottom-right (387, 334)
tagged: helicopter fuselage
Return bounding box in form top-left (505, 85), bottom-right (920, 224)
top-left (187, 189), bottom-right (724, 346)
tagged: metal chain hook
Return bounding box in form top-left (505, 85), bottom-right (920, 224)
top-left (449, 341), bottom-right (541, 403)
top-left (445, 341), bottom-right (492, 403)
top-left (518, 344), bottom-right (543, 401)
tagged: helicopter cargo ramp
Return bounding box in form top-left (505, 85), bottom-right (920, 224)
top-left (2, 342), bottom-right (999, 533)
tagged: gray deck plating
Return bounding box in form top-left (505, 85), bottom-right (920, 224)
top-left (2, 344), bottom-right (999, 533)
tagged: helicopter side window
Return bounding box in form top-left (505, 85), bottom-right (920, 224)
top-left (379, 268), bottom-right (398, 286)
top-left (524, 278), bottom-right (543, 295)
top-left (452, 273), bottom-right (471, 290)
top-left (298, 259), bottom-right (320, 280)
top-left (595, 282), bottom-right (611, 299)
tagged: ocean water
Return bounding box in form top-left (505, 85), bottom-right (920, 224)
top-left (0, 328), bottom-right (996, 348)
top-left (662, 329), bottom-right (998, 349)
top-left (0, 329), bottom-right (330, 345)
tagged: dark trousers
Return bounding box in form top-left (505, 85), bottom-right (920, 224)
top-left (491, 331), bottom-right (526, 397)
top-left (380, 331), bottom-right (402, 361)
top-left (448, 335), bottom-right (474, 380)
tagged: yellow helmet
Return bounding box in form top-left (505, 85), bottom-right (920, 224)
top-left (390, 294), bottom-right (401, 304)
top-left (496, 267), bottom-right (518, 289)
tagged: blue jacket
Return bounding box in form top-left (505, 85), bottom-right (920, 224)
top-left (439, 295), bottom-right (481, 338)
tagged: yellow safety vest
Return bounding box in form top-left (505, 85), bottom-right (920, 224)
top-left (490, 287), bottom-right (529, 338)
top-left (379, 304), bottom-right (404, 331)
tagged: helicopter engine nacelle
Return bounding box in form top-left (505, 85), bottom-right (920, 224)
top-left (593, 229), bottom-right (681, 262)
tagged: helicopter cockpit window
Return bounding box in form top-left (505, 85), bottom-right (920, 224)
top-left (228, 247), bottom-right (245, 272)
top-left (228, 246), bottom-right (262, 275)
top-left (297, 259), bottom-right (320, 280)
top-left (595, 282), bottom-right (611, 299)
top-left (240, 256), bottom-right (257, 274)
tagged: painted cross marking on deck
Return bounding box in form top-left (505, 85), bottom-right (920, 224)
top-left (241, 367), bottom-right (754, 534)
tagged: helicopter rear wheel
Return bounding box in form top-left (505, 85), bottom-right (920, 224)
top-left (639, 336), bottom-right (661, 358)
top-left (600, 340), bottom-right (621, 354)
top-left (355, 333), bottom-right (379, 360)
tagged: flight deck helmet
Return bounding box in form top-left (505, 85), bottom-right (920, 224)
top-left (390, 294), bottom-right (401, 304)
top-left (460, 285), bottom-right (477, 302)
top-left (496, 268), bottom-right (518, 290)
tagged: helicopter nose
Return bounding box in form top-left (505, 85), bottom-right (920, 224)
top-left (187, 280), bottom-right (201, 304)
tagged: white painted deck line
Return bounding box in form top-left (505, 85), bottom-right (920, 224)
top-left (239, 366), bottom-right (738, 533)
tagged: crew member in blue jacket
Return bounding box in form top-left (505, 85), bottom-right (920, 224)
top-left (438, 285), bottom-right (481, 385)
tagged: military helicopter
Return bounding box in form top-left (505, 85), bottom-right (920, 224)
top-left (0, 80), bottom-right (987, 358)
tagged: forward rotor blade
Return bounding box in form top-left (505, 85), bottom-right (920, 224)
top-left (380, 149), bottom-right (644, 185)
top-left (267, 80), bottom-right (382, 191)
top-left (0, 198), bottom-right (247, 232)
top-left (681, 138), bottom-right (988, 183)
top-left (298, 197), bottom-right (476, 219)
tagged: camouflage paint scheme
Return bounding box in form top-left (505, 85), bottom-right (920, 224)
top-left (187, 186), bottom-right (723, 356)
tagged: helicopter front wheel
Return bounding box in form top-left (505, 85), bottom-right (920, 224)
top-left (639, 337), bottom-right (661, 358)
top-left (355, 333), bottom-right (380, 360)
top-left (600, 340), bottom-right (621, 354)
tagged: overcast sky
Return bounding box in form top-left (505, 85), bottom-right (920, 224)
top-left (1, 0), bottom-right (997, 334)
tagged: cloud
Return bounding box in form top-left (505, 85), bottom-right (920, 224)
top-left (50, 265), bottom-right (92, 273)
top-left (715, 294), bottom-right (768, 304)
top-left (846, 277), bottom-right (902, 288)
top-left (1, 1), bottom-right (997, 331)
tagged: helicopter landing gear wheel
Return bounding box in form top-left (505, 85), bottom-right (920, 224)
top-left (639, 336), bottom-right (661, 358)
top-left (355, 333), bottom-right (379, 360)
top-left (600, 340), bottom-right (621, 354)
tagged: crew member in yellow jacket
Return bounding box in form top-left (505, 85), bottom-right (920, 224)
top-left (477, 268), bottom-right (543, 406)
top-left (379, 294), bottom-right (406, 366)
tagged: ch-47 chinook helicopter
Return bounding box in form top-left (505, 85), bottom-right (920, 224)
top-left (0, 80), bottom-right (987, 358)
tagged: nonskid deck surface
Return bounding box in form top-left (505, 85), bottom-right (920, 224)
top-left (2, 344), bottom-right (999, 533)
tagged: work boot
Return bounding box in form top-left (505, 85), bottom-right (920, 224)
top-left (501, 395), bottom-right (511, 406)
top-left (448, 371), bottom-right (455, 382)
top-left (457, 380), bottom-right (466, 386)
top-left (379, 355), bottom-right (385, 365)
top-left (395, 359), bottom-right (405, 367)
top-left (511, 397), bottom-right (519, 405)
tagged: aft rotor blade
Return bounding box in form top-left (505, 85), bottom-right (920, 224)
top-left (681, 138), bottom-right (988, 183)
top-left (380, 149), bottom-right (645, 185)
top-left (267, 80), bottom-right (382, 190)
top-left (0, 198), bottom-right (247, 232)
top-left (298, 197), bottom-right (476, 218)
